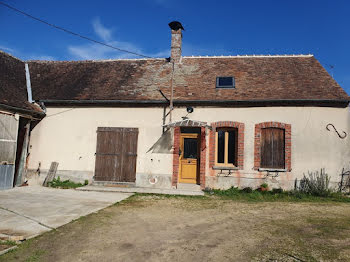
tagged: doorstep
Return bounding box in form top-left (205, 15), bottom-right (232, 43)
top-left (76, 185), bottom-right (204, 196)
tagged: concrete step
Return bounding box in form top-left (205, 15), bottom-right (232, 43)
top-left (176, 183), bottom-right (201, 191)
top-left (76, 185), bottom-right (204, 196)
top-left (92, 181), bottom-right (136, 188)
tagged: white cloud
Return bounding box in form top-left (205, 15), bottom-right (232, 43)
top-left (92, 18), bottom-right (113, 42)
top-left (68, 18), bottom-right (169, 60)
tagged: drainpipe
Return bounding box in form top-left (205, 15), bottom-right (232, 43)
top-left (169, 61), bottom-right (175, 123)
top-left (24, 63), bottom-right (33, 103)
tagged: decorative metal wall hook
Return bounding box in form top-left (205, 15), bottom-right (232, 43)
top-left (326, 124), bottom-right (347, 139)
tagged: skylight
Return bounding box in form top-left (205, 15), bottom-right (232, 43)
top-left (216, 77), bottom-right (235, 88)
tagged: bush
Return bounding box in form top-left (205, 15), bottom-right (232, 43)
top-left (296, 168), bottom-right (332, 197)
top-left (260, 183), bottom-right (268, 189)
top-left (211, 186), bottom-right (241, 196)
top-left (272, 188), bottom-right (283, 194)
top-left (242, 187), bottom-right (253, 193)
top-left (48, 176), bottom-right (85, 189)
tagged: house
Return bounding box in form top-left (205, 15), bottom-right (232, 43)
top-left (1, 21), bottom-right (349, 191)
top-left (0, 51), bottom-right (45, 190)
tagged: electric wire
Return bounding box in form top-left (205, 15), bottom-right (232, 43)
top-left (0, 1), bottom-right (152, 58)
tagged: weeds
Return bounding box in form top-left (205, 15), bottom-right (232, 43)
top-left (0, 240), bottom-right (17, 246)
top-left (209, 186), bottom-right (350, 202)
top-left (48, 176), bottom-right (88, 189)
top-left (25, 250), bottom-right (45, 262)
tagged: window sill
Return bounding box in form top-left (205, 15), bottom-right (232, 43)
top-left (213, 166), bottom-right (239, 171)
top-left (258, 168), bottom-right (287, 172)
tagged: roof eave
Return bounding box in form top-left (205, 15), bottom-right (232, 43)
top-left (0, 103), bottom-right (46, 119)
top-left (39, 99), bottom-right (350, 108)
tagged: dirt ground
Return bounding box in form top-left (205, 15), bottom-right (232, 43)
top-left (1, 195), bottom-right (350, 262)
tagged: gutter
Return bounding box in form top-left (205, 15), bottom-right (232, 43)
top-left (0, 103), bottom-right (45, 119)
top-left (173, 99), bottom-right (350, 107)
top-left (38, 99), bottom-right (350, 108)
top-left (39, 99), bottom-right (169, 105)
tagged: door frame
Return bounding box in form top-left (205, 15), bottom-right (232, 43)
top-left (172, 126), bottom-right (207, 188)
top-left (178, 133), bottom-right (200, 184)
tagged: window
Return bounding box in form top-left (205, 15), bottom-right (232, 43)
top-left (183, 138), bottom-right (198, 159)
top-left (216, 77), bottom-right (235, 88)
top-left (215, 128), bottom-right (238, 166)
top-left (260, 128), bottom-right (285, 169)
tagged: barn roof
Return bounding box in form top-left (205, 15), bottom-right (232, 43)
top-left (27, 54), bottom-right (349, 106)
top-left (0, 51), bottom-right (44, 116)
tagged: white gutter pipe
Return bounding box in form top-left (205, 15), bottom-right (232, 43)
top-left (24, 63), bottom-right (33, 103)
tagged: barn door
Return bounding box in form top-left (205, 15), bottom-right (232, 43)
top-left (94, 127), bottom-right (138, 182)
top-left (0, 113), bottom-right (19, 190)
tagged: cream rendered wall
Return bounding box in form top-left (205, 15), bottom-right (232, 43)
top-left (28, 106), bottom-right (350, 189)
top-left (172, 106), bottom-right (350, 189)
top-left (28, 107), bottom-right (173, 185)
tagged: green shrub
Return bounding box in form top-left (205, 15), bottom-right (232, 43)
top-left (84, 180), bottom-right (89, 186)
top-left (297, 169), bottom-right (332, 197)
top-left (212, 186), bottom-right (241, 196)
top-left (260, 183), bottom-right (268, 189)
top-left (48, 176), bottom-right (85, 189)
top-left (242, 187), bottom-right (253, 193)
top-left (272, 188), bottom-right (283, 194)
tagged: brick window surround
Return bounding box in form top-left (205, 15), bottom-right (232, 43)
top-left (254, 122), bottom-right (291, 171)
top-left (172, 127), bottom-right (206, 189)
top-left (209, 121), bottom-right (245, 170)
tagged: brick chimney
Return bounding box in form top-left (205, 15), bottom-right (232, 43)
top-left (169, 21), bottom-right (184, 63)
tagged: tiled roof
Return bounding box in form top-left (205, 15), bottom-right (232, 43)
top-left (27, 55), bottom-right (349, 105)
top-left (0, 51), bottom-right (44, 115)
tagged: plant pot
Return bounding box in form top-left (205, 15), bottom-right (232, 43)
top-left (260, 187), bottom-right (269, 192)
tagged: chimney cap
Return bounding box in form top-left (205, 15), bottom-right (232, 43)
top-left (168, 21), bottom-right (184, 31)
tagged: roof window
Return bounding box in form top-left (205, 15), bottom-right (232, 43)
top-left (216, 77), bottom-right (235, 88)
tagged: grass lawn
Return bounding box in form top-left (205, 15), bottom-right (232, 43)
top-left (1, 193), bottom-right (350, 262)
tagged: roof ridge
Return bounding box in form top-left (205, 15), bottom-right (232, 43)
top-left (25, 54), bottom-right (315, 63)
top-left (183, 54), bottom-right (314, 58)
top-left (27, 57), bottom-right (167, 63)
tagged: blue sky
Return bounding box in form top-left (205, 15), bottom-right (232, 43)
top-left (0, 0), bottom-right (349, 93)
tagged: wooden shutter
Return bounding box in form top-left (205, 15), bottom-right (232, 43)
top-left (261, 128), bottom-right (285, 169)
top-left (94, 127), bottom-right (138, 182)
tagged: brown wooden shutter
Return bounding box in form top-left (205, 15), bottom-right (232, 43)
top-left (260, 128), bottom-right (285, 169)
top-left (94, 127), bottom-right (138, 182)
top-left (273, 128), bottom-right (285, 169)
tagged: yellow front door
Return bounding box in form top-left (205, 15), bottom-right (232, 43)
top-left (179, 133), bottom-right (199, 184)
